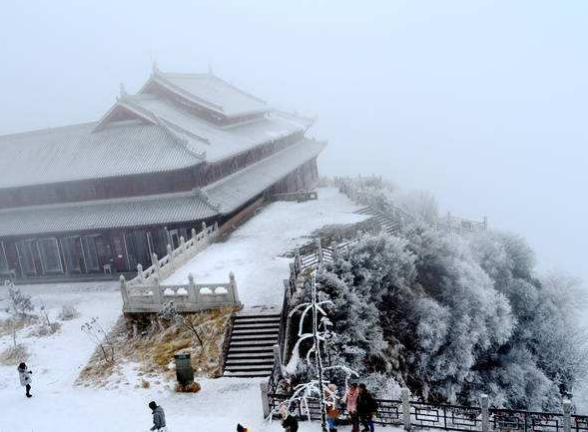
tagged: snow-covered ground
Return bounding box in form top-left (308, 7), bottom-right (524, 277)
top-left (165, 187), bottom-right (367, 310)
top-left (0, 187), bottom-right (370, 432)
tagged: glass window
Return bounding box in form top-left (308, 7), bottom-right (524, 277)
top-left (38, 238), bottom-right (63, 274)
top-left (0, 242), bottom-right (8, 273)
top-left (62, 236), bottom-right (84, 273)
top-left (16, 239), bottom-right (37, 276)
top-left (82, 236), bottom-right (100, 272)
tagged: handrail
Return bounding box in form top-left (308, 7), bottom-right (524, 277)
top-left (129, 221), bottom-right (220, 287)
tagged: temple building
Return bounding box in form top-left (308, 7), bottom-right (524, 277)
top-left (0, 66), bottom-right (325, 281)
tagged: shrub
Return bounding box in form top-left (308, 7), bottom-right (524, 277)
top-left (59, 305), bottom-right (80, 321)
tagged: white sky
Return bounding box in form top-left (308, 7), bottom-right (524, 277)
top-left (0, 0), bottom-right (586, 282)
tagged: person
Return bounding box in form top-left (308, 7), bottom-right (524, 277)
top-left (236, 424), bottom-right (250, 432)
top-left (325, 383), bottom-right (340, 432)
top-left (342, 381), bottom-right (360, 432)
top-left (148, 401), bottom-right (167, 431)
top-left (357, 384), bottom-right (378, 432)
top-left (279, 404), bottom-right (299, 432)
top-left (17, 362), bottom-right (32, 398)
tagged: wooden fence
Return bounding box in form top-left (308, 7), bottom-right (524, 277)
top-left (120, 271), bottom-right (240, 314)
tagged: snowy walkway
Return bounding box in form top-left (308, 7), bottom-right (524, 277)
top-left (0, 282), bottom-right (349, 431)
top-left (165, 187), bottom-right (367, 310)
top-left (0, 188), bottom-right (372, 431)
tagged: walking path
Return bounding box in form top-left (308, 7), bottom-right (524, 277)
top-left (164, 187), bottom-right (367, 310)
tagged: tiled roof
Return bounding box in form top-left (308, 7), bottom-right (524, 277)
top-left (0, 121), bottom-right (201, 189)
top-left (0, 138), bottom-right (325, 237)
top-left (121, 95), bottom-right (310, 163)
top-left (0, 75), bottom-right (313, 189)
top-left (0, 190), bottom-right (218, 237)
top-left (206, 138), bottom-right (326, 213)
top-left (150, 72), bottom-right (268, 117)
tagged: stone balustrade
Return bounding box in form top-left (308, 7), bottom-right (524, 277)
top-left (120, 271), bottom-right (240, 314)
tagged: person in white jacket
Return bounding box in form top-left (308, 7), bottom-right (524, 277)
top-left (17, 362), bottom-right (32, 398)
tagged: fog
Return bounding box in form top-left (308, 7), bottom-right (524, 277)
top-left (1, 0), bottom-right (586, 282)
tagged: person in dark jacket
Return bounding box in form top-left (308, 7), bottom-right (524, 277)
top-left (357, 384), bottom-right (378, 432)
top-left (148, 401), bottom-right (167, 431)
top-left (279, 404), bottom-right (299, 432)
top-left (17, 362), bottom-right (33, 398)
top-left (236, 424), bottom-right (250, 432)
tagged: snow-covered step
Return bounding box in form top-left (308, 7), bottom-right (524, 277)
top-left (223, 370), bottom-right (273, 377)
top-left (230, 340), bottom-right (277, 346)
top-left (227, 352), bottom-right (274, 359)
top-left (225, 365), bottom-right (274, 372)
top-left (226, 357), bottom-right (274, 363)
top-left (232, 328), bottom-right (279, 335)
top-left (223, 313), bottom-right (282, 378)
top-left (235, 315), bottom-right (280, 324)
top-left (231, 333), bottom-right (278, 342)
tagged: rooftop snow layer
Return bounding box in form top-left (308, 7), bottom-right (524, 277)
top-left (151, 72), bottom-right (268, 117)
top-left (0, 138), bottom-right (325, 236)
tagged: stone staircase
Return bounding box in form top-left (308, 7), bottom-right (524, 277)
top-left (357, 206), bottom-right (400, 234)
top-left (223, 313), bottom-right (281, 377)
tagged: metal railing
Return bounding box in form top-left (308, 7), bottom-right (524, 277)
top-left (263, 390), bottom-right (577, 432)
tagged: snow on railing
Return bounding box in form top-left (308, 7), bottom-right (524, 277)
top-left (264, 389), bottom-right (576, 432)
top-left (334, 175), bottom-right (487, 234)
top-left (129, 221), bottom-right (219, 287)
top-left (120, 271), bottom-right (240, 314)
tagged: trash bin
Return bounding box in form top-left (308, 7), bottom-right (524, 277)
top-left (174, 353), bottom-right (194, 386)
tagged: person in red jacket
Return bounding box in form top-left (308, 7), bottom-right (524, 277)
top-left (342, 381), bottom-right (360, 432)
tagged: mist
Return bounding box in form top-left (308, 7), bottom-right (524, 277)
top-left (1, 0), bottom-right (586, 282)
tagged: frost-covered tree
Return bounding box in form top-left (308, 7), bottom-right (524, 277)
top-left (6, 283), bottom-right (34, 319)
top-left (293, 226), bottom-right (588, 410)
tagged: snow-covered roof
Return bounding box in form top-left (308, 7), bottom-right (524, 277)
top-left (144, 71), bottom-right (268, 117)
top-left (0, 138), bottom-right (325, 236)
top-left (0, 121), bottom-right (202, 189)
top-left (206, 138), bottom-right (326, 214)
top-left (0, 74), bottom-right (315, 189)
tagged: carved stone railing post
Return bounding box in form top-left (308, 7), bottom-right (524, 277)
top-left (180, 236), bottom-right (186, 257)
top-left (273, 344), bottom-right (282, 377)
top-left (187, 273), bottom-right (197, 304)
top-left (316, 238), bottom-right (323, 266)
top-left (563, 399), bottom-right (572, 432)
top-left (167, 244), bottom-right (174, 270)
top-left (137, 264), bottom-right (144, 284)
top-left (152, 253), bottom-right (160, 279)
top-left (229, 271), bottom-right (240, 305)
top-left (120, 275), bottom-right (129, 306)
top-left (202, 221), bottom-right (208, 242)
top-left (295, 249), bottom-right (302, 273)
top-left (401, 387), bottom-right (411, 430)
top-left (152, 276), bottom-right (162, 306)
top-left (191, 228), bottom-right (197, 242)
top-left (480, 394), bottom-right (489, 432)
top-left (260, 381), bottom-right (270, 418)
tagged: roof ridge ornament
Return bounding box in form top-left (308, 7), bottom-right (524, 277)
top-left (207, 58), bottom-right (214, 77)
top-left (118, 82), bottom-right (128, 101)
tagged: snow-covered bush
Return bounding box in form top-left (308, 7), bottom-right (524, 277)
top-left (58, 304), bottom-right (80, 321)
top-left (82, 317), bottom-right (115, 363)
top-left (6, 283), bottom-right (34, 319)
